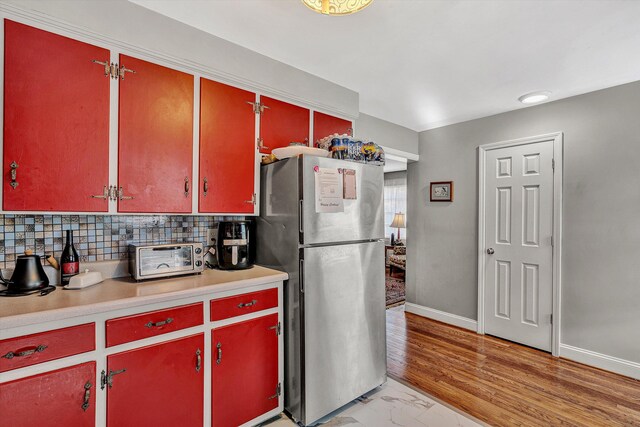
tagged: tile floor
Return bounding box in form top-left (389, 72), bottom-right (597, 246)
top-left (264, 378), bottom-right (483, 427)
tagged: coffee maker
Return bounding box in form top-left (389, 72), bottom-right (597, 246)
top-left (216, 221), bottom-right (255, 270)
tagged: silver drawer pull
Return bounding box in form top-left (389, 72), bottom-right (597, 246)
top-left (237, 300), bottom-right (257, 308)
top-left (2, 344), bottom-right (47, 359)
top-left (144, 317), bottom-right (173, 328)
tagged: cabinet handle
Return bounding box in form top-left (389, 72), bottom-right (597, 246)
top-left (2, 344), bottom-right (47, 359)
top-left (257, 138), bottom-right (269, 150)
top-left (9, 161), bottom-right (18, 189)
top-left (237, 299), bottom-right (257, 309)
top-left (244, 193), bottom-right (256, 205)
top-left (118, 187), bottom-right (134, 200)
top-left (203, 177), bottom-right (209, 197)
top-left (195, 348), bottom-right (202, 373)
top-left (81, 381), bottom-right (92, 412)
top-left (184, 177), bottom-right (190, 197)
top-left (144, 317), bottom-right (173, 328)
top-left (91, 185), bottom-right (109, 199)
top-left (216, 342), bottom-right (222, 365)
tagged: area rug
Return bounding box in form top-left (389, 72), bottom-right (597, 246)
top-left (386, 274), bottom-right (406, 307)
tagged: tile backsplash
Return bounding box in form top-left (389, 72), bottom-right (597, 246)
top-left (0, 214), bottom-right (241, 269)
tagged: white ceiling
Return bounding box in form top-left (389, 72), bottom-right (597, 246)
top-left (131, 0), bottom-right (640, 132)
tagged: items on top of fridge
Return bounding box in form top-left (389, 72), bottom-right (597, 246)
top-left (317, 133), bottom-right (385, 165)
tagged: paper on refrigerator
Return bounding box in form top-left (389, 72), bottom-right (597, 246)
top-left (314, 167), bottom-right (344, 213)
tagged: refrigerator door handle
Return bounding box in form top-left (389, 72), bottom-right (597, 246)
top-left (299, 258), bottom-right (304, 293)
top-left (299, 200), bottom-right (304, 234)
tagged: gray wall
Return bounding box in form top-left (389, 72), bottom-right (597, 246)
top-left (0, 0), bottom-right (358, 117)
top-left (356, 113), bottom-right (419, 156)
top-left (408, 80), bottom-right (640, 363)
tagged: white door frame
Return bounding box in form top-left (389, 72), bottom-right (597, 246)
top-left (477, 132), bottom-right (563, 356)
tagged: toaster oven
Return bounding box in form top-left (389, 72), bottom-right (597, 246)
top-left (128, 243), bottom-right (205, 281)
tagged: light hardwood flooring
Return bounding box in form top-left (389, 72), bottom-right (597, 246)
top-left (386, 306), bottom-right (640, 427)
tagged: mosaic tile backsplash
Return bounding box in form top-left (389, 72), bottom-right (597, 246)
top-left (0, 214), bottom-right (241, 269)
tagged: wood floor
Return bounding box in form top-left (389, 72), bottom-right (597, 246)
top-left (386, 306), bottom-right (640, 427)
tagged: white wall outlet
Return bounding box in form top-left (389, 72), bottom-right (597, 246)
top-left (207, 228), bottom-right (218, 246)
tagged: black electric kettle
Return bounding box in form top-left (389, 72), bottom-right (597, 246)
top-left (0, 252), bottom-right (55, 296)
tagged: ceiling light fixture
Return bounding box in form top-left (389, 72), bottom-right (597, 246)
top-left (301, 0), bottom-right (373, 16)
top-left (518, 91), bottom-right (551, 104)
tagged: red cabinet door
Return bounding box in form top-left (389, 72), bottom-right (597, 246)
top-left (0, 362), bottom-right (96, 427)
top-left (199, 78), bottom-right (256, 213)
top-left (106, 334), bottom-right (204, 427)
top-left (118, 54), bottom-right (194, 213)
top-left (313, 111), bottom-right (352, 146)
top-left (212, 314), bottom-right (279, 427)
top-left (3, 20), bottom-right (110, 212)
top-left (259, 96), bottom-right (309, 154)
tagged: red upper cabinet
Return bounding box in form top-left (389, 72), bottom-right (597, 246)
top-left (212, 314), bottom-right (279, 427)
top-left (0, 362), bottom-right (96, 427)
top-left (3, 20), bottom-right (110, 212)
top-left (118, 54), bottom-right (194, 213)
top-left (259, 96), bottom-right (310, 154)
top-left (106, 334), bottom-right (204, 427)
top-left (199, 79), bottom-right (256, 213)
top-left (313, 111), bottom-right (353, 146)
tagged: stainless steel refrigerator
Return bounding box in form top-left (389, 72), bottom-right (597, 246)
top-left (256, 155), bottom-right (386, 426)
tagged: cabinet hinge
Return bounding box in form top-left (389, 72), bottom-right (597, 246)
top-left (100, 368), bottom-right (126, 390)
top-left (551, 235), bottom-right (554, 247)
top-left (550, 314), bottom-right (553, 324)
top-left (552, 159), bottom-right (555, 171)
top-left (268, 382), bottom-right (282, 400)
top-left (268, 322), bottom-right (281, 336)
top-left (247, 101), bottom-right (270, 114)
top-left (92, 61), bottom-right (137, 80)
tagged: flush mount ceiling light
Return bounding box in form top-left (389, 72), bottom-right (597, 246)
top-left (518, 91), bottom-right (552, 104)
top-left (301, 0), bottom-right (373, 16)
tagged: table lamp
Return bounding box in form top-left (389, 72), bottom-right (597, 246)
top-left (390, 212), bottom-right (406, 242)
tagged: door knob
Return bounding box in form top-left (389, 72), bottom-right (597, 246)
top-left (487, 248), bottom-right (495, 255)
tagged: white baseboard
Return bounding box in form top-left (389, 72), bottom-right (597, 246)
top-left (404, 302), bottom-right (478, 332)
top-left (559, 344), bottom-right (640, 380)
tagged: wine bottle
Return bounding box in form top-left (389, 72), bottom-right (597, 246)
top-left (60, 230), bottom-right (79, 286)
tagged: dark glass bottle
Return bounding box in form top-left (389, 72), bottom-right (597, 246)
top-left (60, 230), bottom-right (79, 286)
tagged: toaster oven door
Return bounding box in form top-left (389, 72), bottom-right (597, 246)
top-left (138, 246), bottom-right (194, 278)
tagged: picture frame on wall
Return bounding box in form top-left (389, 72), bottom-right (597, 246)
top-left (430, 181), bottom-right (453, 202)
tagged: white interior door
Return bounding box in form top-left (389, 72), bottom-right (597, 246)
top-left (483, 140), bottom-right (554, 351)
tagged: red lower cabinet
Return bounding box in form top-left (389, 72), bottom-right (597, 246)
top-left (212, 313), bottom-right (279, 427)
top-left (106, 334), bottom-right (204, 427)
top-left (0, 361), bottom-right (96, 426)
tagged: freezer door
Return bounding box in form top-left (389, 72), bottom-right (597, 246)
top-left (302, 241), bottom-right (386, 425)
top-left (301, 156), bottom-right (384, 245)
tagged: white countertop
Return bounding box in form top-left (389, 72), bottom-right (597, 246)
top-left (0, 266), bottom-right (288, 330)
